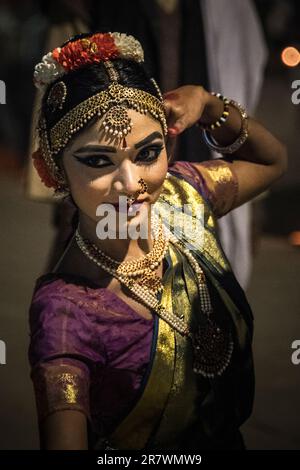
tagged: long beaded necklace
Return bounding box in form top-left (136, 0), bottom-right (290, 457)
top-left (75, 214), bottom-right (233, 378)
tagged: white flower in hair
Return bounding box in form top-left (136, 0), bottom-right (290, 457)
top-left (111, 32), bottom-right (144, 63)
top-left (33, 50), bottom-right (65, 90)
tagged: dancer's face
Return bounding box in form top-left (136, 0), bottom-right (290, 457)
top-left (62, 109), bottom-right (168, 231)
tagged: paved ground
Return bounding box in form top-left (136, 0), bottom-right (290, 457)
top-left (0, 173), bottom-right (299, 449)
top-left (241, 236), bottom-right (300, 449)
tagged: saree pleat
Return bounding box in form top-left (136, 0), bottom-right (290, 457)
top-left (106, 247), bottom-right (176, 450)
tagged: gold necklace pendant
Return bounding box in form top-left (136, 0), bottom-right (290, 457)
top-left (135, 267), bottom-right (164, 295)
top-left (75, 215), bottom-right (233, 379)
top-left (190, 319), bottom-right (234, 378)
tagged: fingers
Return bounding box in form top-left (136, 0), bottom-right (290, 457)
top-left (163, 100), bottom-right (172, 118)
top-left (168, 116), bottom-right (187, 136)
top-left (163, 102), bottom-right (185, 136)
top-left (163, 90), bottom-right (188, 136)
top-left (163, 91), bottom-right (180, 101)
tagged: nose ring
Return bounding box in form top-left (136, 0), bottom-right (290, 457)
top-left (137, 178), bottom-right (148, 194)
top-left (127, 178), bottom-right (148, 206)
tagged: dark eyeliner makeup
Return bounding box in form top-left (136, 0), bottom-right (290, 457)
top-left (73, 142), bottom-right (164, 168)
top-left (136, 144), bottom-right (164, 164)
top-left (73, 155), bottom-right (111, 168)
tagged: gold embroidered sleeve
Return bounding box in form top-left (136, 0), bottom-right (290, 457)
top-left (190, 159), bottom-right (239, 218)
top-left (31, 358), bottom-right (90, 422)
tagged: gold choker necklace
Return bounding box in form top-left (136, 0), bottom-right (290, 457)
top-left (76, 217), bottom-right (169, 296)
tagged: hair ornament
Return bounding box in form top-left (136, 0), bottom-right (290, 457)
top-left (46, 81), bottom-right (67, 112)
top-left (34, 32), bottom-right (144, 91)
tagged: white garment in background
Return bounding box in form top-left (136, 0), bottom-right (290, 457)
top-left (201, 0), bottom-right (268, 288)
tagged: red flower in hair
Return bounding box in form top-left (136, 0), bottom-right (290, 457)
top-left (53, 33), bottom-right (119, 72)
top-left (32, 150), bottom-right (59, 189)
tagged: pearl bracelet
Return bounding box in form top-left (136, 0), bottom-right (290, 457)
top-left (202, 99), bottom-right (249, 154)
top-left (197, 92), bottom-right (230, 131)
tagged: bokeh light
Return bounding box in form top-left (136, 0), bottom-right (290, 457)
top-left (281, 46), bottom-right (300, 67)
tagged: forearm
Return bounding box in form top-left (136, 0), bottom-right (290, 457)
top-left (201, 93), bottom-right (288, 172)
top-left (164, 84), bottom-right (288, 207)
top-left (40, 410), bottom-right (88, 450)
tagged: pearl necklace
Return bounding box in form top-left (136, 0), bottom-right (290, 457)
top-left (75, 214), bottom-right (233, 378)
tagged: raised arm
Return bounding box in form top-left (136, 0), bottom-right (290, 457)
top-left (163, 86), bottom-right (287, 209)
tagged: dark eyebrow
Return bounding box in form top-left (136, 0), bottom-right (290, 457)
top-left (73, 131), bottom-right (163, 155)
top-left (74, 145), bottom-right (116, 155)
top-left (134, 131), bottom-right (163, 149)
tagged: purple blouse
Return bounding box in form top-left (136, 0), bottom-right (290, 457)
top-left (28, 160), bottom-right (239, 439)
top-left (29, 273), bottom-right (157, 436)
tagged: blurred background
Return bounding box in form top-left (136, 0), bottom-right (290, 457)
top-left (0, 0), bottom-right (299, 450)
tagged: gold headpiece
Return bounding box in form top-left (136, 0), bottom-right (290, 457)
top-left (38, 60), bottom-right (167, 189)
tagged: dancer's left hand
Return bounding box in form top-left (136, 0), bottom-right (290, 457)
top-left (163, 85), bottom-right (211, 136)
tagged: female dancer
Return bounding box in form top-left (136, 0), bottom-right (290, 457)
top-left (28, 32), bottom-right (287, 450)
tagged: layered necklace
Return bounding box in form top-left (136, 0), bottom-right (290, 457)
top-left (75, 214), bottom-right (233, 378)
